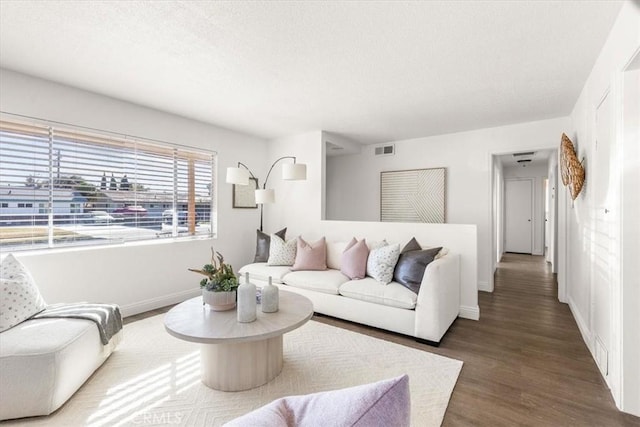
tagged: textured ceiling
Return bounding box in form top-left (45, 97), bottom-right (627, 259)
top-left (0, 1), bottom-right (624, 144)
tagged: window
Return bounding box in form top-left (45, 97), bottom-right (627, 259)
top-left (0, 117), bottom-right (216, 251)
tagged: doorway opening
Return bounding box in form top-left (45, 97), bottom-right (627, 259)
top-left (489, 148), bottom-right (557, 292)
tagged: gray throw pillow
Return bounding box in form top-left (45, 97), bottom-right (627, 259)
top-left (254, 228), bottom-right (286, 263)
top-left (402, 236), bottom-right (422, 252)
top-left (393, 239), bottom-right (442, 293)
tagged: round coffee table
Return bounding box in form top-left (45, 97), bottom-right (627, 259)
top-left (164, 290), bottom-right (313, 391)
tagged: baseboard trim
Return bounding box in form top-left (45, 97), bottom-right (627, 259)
top-left (120, 288), bottom-right (200, 318)
top-left (459, 305), bottom-right (480, 320)
top-left (568, 296), bottom-right (593, 354)
top-left (478, 280), bottom-right (490, 292)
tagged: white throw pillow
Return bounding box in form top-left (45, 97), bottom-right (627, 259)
top-left (366, 243), bottom-right (401, 284)
top-left (0, 254), bottom-right (47, 332)
top-left (366, 239), bottom-right (388, 252)
top-left (267, 234), bottom-right (297, 266)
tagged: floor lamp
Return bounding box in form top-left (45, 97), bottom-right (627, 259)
top-left (226, 156), bottom-right (307, 231)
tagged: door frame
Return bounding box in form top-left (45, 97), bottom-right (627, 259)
top-left (618, 47), bottom-right (640, 416)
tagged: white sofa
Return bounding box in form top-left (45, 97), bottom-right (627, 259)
top-left (239, 240), bottom-right (460, 345)
top-left (0, 317), bottom-right (122, 420)
top-left (0, 253), bottom-right (122, 421)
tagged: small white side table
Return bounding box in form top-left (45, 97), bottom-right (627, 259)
top-left (164, 290), bottom-right (313, 391)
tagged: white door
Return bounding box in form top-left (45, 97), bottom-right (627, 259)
top-left (592, 91), bottom-right (613, 380)
top-left (505, 179), bottom-right (533, 253)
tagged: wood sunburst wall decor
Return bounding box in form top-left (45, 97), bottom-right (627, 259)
top-left (560, 133), bottom-right (585, 200)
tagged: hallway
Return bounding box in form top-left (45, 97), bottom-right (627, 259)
top-left (440, 253), bottom-right (638, 425)
top-left (315, 253), bottom-right (639, 425)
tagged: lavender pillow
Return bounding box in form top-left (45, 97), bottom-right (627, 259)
top-left (224, 374), bottom-right (410, 427)
top-left (291, 236), bottom-right (327, 271)
top-left (341, 238), bottom-right (369, 280)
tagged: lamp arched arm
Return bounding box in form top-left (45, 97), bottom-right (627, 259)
top-left (263, 156), bottom-right (297, 189)
top-left (236, 162), bottom-right (258, 181)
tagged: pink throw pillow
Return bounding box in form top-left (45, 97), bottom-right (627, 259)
top-left (291, 236), bottom-right (327, 271)
top-left (341, 238), bottom-right (369, 280)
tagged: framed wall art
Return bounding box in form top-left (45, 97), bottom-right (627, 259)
top-left (380, 167), bottom-right (446, 223)
top-left (233, 177), bottom-right (258, 208)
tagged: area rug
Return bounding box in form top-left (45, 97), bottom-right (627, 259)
top-left (6, 315), bottom-right (462, 427)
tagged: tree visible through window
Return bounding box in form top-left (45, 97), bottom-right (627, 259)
top-left (0, 118), bottom-right (216, 251)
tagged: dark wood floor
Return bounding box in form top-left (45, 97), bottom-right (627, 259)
top-left (126, 254), bottom-right (640, 426)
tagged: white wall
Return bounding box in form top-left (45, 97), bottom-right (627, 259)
top-left (562, 0), bottom-right (639, 414)
top-left (503, 163), bottom-right (548, 256)
top-left (0, 69), bottom-right (268, 316)
top-left (263, 130), bottom-right (325, 233)
top-left (325, 117), bottom-right (571, 290)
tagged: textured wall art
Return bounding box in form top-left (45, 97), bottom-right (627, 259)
top-left (233, 177), bottom-right (258, 208)
top-left (560, 133), bottom-right (585, 200)
top-left (380, 168), bottom-right (446, 223)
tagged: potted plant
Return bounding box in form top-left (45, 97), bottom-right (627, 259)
top-left (189, 248), bottom-right (239, 311)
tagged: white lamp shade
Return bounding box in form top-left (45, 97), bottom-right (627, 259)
top-left (255, 188), bottom-right (275, 204)
top-left (282, 162), bottom-right (307, 180)
top-left (226, 167), bottom-right (250, 185)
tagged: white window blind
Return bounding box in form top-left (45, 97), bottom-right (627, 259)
top-left (0, 118), bottom-right (216, 251)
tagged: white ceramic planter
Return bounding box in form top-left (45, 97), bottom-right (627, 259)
top-left (202, 289), bottom-right (237, 311)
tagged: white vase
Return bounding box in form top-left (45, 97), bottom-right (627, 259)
top-left (202, 289), bottom-right (236, 311)
top-left (261, 276), bottom-right (279, 313)
top-left (237, 273), bottom-right (257, 322)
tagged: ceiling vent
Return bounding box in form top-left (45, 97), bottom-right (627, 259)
top-left (512, 151), bottom-right (535, 167)
top-left (374, 144), bottom-right (395, 156)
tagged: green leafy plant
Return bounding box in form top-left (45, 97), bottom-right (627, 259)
top-left (189, 248), bottom-right (239, 292)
